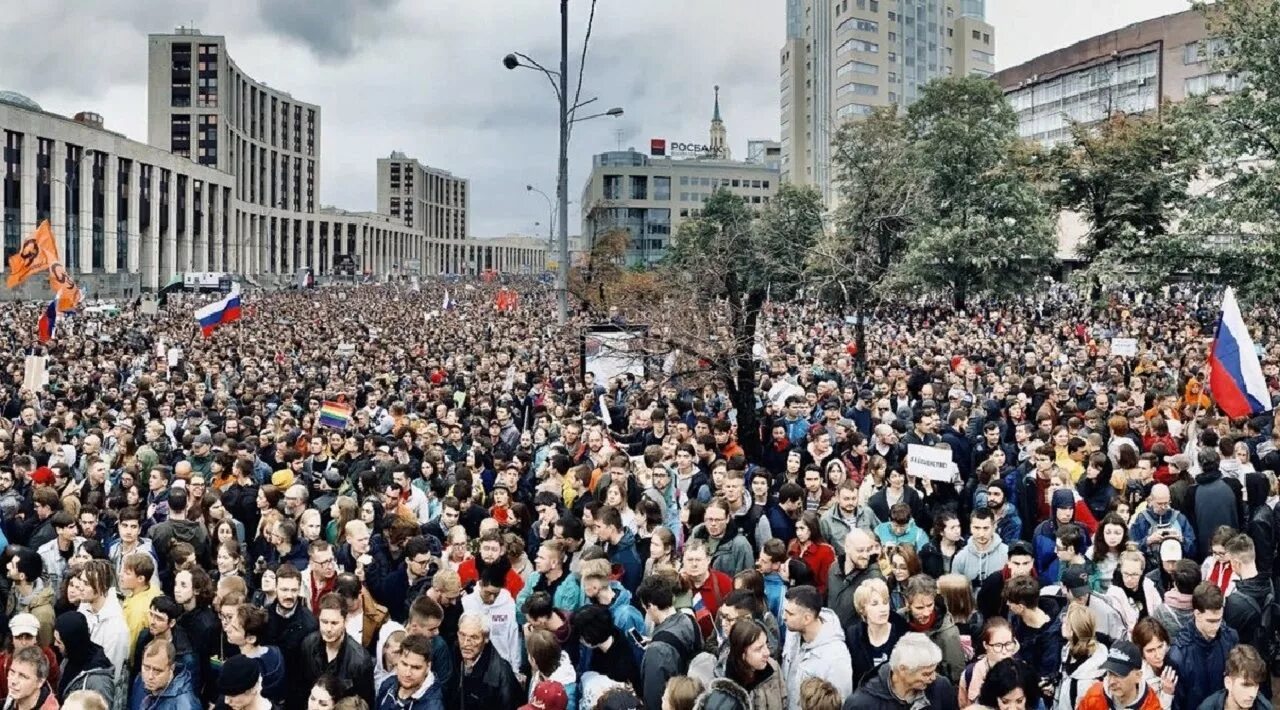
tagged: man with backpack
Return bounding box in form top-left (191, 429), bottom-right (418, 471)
top-left (1223, 534), bottom-right (1275, 682)
top-left (636, 575), bottom-right (701, 710)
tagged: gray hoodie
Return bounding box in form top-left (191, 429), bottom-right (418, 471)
top-left (951, 534), bottom-right (1009, 584)
top-left (781, 608), bottom-right (853, 710)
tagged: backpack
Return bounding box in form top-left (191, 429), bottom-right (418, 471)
top-left (1234, 587), bottom-right (1280, 672)
top-left (651, 609), bottom-right (702, 674)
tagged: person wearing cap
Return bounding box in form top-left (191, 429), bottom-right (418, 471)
top-left (1059, 562), bottom-right (1128, 643)
top-left (1129, 484), bottom-right (1196, 562)
top-left (0, 613), bottom-right (59, 698)
top-left (1075, 640), bottom-right (1162, 710)
top-left (842, 631), bottom-right (958, 710)
top-left (1168, 582), bottom-right (1240, 710)
top-left (517, 681), bottom-right (568, 710)
top-left (187, 433), bottom-right (215, 478)
top-left (374, 633), bottom-right (443, 710)
top-left (216, 654), bottom-right (275, 710)
top-left (1196, 645), bottom-right (1272, 710)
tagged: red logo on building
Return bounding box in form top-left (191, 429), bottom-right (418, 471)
top-left (650, 139), bottom-right (667, 156)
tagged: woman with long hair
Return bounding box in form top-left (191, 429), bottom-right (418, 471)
top-left (886, 544), bottom-right (922, 611)
top-left (701, 619), bottom-right (785, 710)
top-left (1054, 605), bottom-right (1108, 710)
top-left (645, 526), bottom-right (677, 577)
top-left (1104, 549), bottom-right (1161, 634)
top-left (786, 511), bottom-right (836, 598)
top-left (938, 573), bottom-right (981, 650)
top-left (326, 496), bottom-right (358, 545)
top-left (1090, 514), bottom-right (1129, 591)
top-left (859, 457), bottom-right (887, 507)
top-left (959, 617), bottom-right (1022, 706)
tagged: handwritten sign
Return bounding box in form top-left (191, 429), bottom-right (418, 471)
top-left (907, 444), bottom-right (954, 482)
top-left (1111, 338), bottom-right (1138, 357)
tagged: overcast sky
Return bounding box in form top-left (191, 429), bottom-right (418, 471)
top-left (0, 0), bottom-right (1192, 239)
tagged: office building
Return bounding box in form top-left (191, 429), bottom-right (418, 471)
top-left (376, 152), bottom-right (468, 241)
top-left (781, 0), bottom-right (995, 202)
top-left (747, 140), bottom-right (783, 172)
top-left (141, 27), bottom-right (538, 287)
top-left (991, 9), bottom-right (1221, 146)
top-left (579, 92), bottom-right (779, 266)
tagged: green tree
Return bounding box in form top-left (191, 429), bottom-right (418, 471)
top-left (1184, 0), bottom-right (1280, 301)
top-left (1048, 111), bottom-right (1204, 297)
top-left (892, 76), bottom-right (1056, 309)
top-left (665, 185), bottom-right (823, 459)
top-left (809, 106), bottom-right (921, 371)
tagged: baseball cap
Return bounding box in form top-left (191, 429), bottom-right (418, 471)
top-left (1101, 640), bottom-right (1143, 676)
top-left (9, 613), bottom-right (40, 638)
top-left (1008, 541), bottom-right (1034, 558)
top-left (858, 389), bottom-right (874, 401)
top-left (1061, 564), bottom-right (1091, 598)
top-left (1159, 538), bottom-right (1183, 561)
top-left (518, 682), bottom-right (568, 710)
top-left (194, 433), bottom-right (213, 446)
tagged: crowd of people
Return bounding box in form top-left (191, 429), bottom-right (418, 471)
top-left (0, 279), bottom-right (1277, 710)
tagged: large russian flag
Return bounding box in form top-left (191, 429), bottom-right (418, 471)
top-left (194, 292), bottom-right (242, 338)
top-left (1208, 287), bottom-right (1271, 418)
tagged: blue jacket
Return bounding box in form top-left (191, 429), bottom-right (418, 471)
top-left (514, 570), bottom-right (585, 623)
top-left (375, 674), bottom-right (445, 710)
top-left (1169, 620), bottom-right (1239, 710)
top-left (1032, 520), bottom-right (1073, 582)
top-left (995, 506), bottom-right (1022, 544)
top-left (607, 530), bottom-right (643, 592)
top-left (782, 416), bottom-right (810, 446)
top-left (763, 571), bottom-right (786, 622)
top-left (605, 582), bottom-right (646, 664)
top-left (1128, 507), bottom-right (1196, 560)
top-left (129, 668), bottom-right (202, 710)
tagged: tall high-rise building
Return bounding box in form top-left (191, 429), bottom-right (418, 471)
top-left (781, 0), bottom-right (995, 202)
top-left (376, 152), bottom-right (469, 242)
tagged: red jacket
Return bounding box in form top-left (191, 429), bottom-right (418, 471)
top-left (789, 540), bottom-right (837, 598)
top-left (0, 648), bottom-right (59, 698)
top-left (457, 558), bottom-right (524, 597)
top-left (1075, 681), bottom-right (1160, 710)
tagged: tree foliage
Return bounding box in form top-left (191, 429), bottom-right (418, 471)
top-left (1183, 0), bottom-right (1280, 301)
top-left (890, 77), bottom-right (1056, 308)
top-left (662, 186), bottom-right (824, 459)
top-left (1046, 110), bottom-right (1204, 295)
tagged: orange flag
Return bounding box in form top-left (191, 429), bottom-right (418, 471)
top-left (6, 221), bottom-right (58, 288)
top-left (48, 262), bottom-right (82, 312)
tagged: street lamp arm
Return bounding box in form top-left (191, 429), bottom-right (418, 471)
top-left (511, 52), bottom-right (563, 103)
top-left (569, 110), bottom-right (620, 124)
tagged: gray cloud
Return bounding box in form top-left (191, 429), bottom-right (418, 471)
top-left (256, 0), bottom-right (401, 61)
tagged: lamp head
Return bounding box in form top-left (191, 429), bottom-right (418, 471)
top-left (605, 107), bottom-right (624, 117)
top-left (503, 54), bottom-right (520, 70)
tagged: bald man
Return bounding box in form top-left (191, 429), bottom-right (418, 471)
top-left (828, 528), bottom-right (883, 628)
top-left (1129, 483), bottom-right (1196, 560)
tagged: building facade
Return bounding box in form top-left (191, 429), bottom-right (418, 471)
top-left (991, 9), bottom-right (1222, 146)
top-left (375, 152), bottom-right (468, 241)
top-left (579, 93), bottom-right (780, 266)
top-left (781, 0), bottom-right (995, 202)
top-left (0, 95), bottom-right (232, 299)
top-left (136, 28), bottom-right (538, 287)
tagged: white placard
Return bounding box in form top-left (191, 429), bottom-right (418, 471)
top-left (23, 355), bottom-right (47, 392)
top-left (1111, 338), bottom-right (1138, 357)
top-left (907, 444), bottom-right (954, 482)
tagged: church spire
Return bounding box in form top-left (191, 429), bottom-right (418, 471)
top-left (710, 85), bottom-right (729, 159)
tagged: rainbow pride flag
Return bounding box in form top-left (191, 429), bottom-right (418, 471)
top-left (318, 401), bottom-right (353, 430)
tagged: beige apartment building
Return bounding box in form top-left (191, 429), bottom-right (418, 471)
top-left (781, 0), bottom-right (995, 203)
top-left (376, 152), bottom-right (469, 242)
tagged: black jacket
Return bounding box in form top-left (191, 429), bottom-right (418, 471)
top-left (846, 614), bottom-right (909, 688)
top-left (299, 633), bottom-right (375, 708)
top-left (178, 605), bottom-right (220, 702)
top-left (266, 603), bottom-right (318, 710)
top-left (1224, 573), bottom-right (1272, 652)
top-left (1187, 468), bottom-right (1241, 559)
top-left (456, 643), bottom-right (521, 710)
top-left (843, 661), bottom-right (960, 710)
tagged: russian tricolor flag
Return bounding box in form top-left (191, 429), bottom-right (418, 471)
top-left (36, 295), bottom-right (57, 343)
top-left (194, 292), bottom-right (242, 338)
top-left (1209, 287), bottom-right (1271, 418)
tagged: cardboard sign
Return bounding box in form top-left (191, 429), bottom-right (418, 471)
top-left (23, 355), bottom-right (47, 392)
top-left (1111, 338), bottom-right (1138, 357)
top-left (907, 444), bottom-right (954, 482)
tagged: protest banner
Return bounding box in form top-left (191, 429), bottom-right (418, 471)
top-left (1111, 338), bottom-right (1138, 357)
top-left (907, 444), bottom-right (954, 482)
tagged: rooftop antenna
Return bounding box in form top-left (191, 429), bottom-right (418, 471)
top-left (614, 128), bottom-right (625, 151)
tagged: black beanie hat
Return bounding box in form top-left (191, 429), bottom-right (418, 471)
top-left (218, 655), bottom-right (260, 696)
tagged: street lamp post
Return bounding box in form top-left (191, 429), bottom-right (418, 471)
top-left (526, 185), bottom-right (554, 258)
top-left (504, 0), bottom-right (622, 325)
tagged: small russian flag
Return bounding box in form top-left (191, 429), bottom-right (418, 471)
top-left (194, 292), bottom-right (242, 338)
top-left (36, 294), bottom-right (58, 343)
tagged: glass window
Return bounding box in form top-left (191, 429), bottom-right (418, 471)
top-left (836, 17), bottom-right (879, 33)
top-left (630, 175), bottom-right (648, 200)
top-left (603, 174), bottom-right (622, 200)
top-left (654, 176), bottom-right (671, 200)
top-left (837, 60), bottom-right (880, 77)
top-left (838, 38), bottom-right (880, 54)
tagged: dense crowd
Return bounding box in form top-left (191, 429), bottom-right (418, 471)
top-left (0, 280), bottom-right (1278, 710)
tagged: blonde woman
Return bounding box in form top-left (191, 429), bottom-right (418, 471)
top-left (1054, 605), bottom-right (1108, 710)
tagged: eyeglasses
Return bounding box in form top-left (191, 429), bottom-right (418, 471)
top-left (988, 640), bottom-right (1019, 652)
